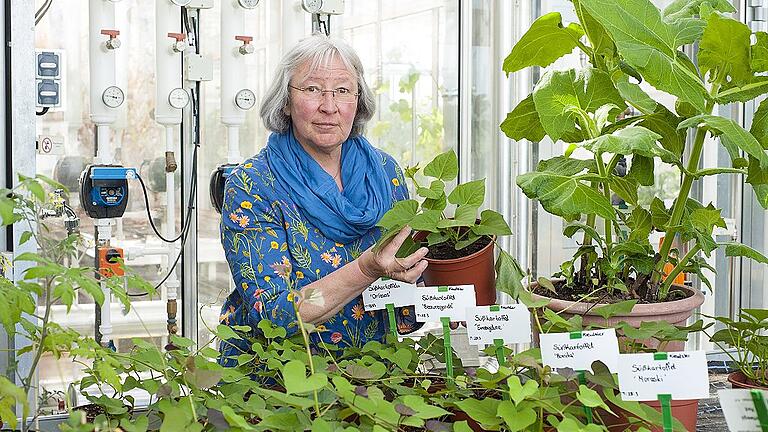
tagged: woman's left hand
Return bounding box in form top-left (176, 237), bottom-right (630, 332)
top-left (357, 226), bottom-right (428, 283)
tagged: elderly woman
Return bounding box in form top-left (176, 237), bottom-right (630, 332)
top-left (218, 34), bottom-right (427, 364)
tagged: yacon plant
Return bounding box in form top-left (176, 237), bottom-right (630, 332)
top-left (502, 0), bottom-right (768, 302)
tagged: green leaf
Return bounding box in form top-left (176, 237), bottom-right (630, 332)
top-left (609, 176), bottom-right (639, 206)
top-left (680, 115), bottom-right (768, 169)
top-left (495, 249), bottom-right (525, 299)
top-left (581, 0), bottom-right (709, 113)
top-left (613, 75), bottom-right (657, 115)
top-left (391, 348), bottom-right (412, 371)
top-left (215, 324), bottom-right (242, 341)
top-left (448, 179), bottom-right (485, 206)
top-left (472, 210), bottom-right (512, 237)
top-left (19, 231), bottom-right (32, 245)
top-left (591, 300), bottom-right (638, 319)
top-left (651, 197), bottom-right (671, 229)
top-left (500, 94), bottom-right (546, 142)
top-left (751, 98), bottom-right (768, 150)
top-left (416, 180), bottom-right (445, 200)
top-left (453, 398), bottom-right (502, 427)
top-left (563, 222), bottom-right (603, 248)
top-left (699, 14), bottom-right (752, 85)
top-left (282, 360), bottom-right (328, 394)
top-left (714, 77), bottom-right (768, 104)
top-left (753, 32), bottom-right (768, 73)
top-left (722, 242), bottom-right (768, 264)
top-left (663, 0), bottom-right (735, 20)
top-left (627, 155), bottom-right (654, 188)
top-left (532, 68), bottom-right (626, 142)
top-left (453, 421), bottom-right (474, 432)
top-left (507, 375), bottom-right (538, 404)
top-left (26, 179), bottom-right (45, 202)
top-left (577, 384), bottom-right (611, 411)
top-left (436, 205), bottom-right (478, 228)
top-left (497, 402), bottom-right (536, 432)
top-left (538, 156), bottom-right (595, 176)
top-left (517, 172), bottom-right (616, 221)
top-left (408, 210), bottom-right (442, 233)
top-left (377, 200), bottom-right (418, 230)
top-left (423, 150), bottom-right (458, 181)
top-left (580, 126), bottom-right (678, 165)
top-left (503, 12), bottom-right (584, 74)
top-left (628, 207), bottom-right (653, 241)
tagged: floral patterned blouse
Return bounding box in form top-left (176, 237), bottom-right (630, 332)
top-left (218, 146), bottom-right (420, 365)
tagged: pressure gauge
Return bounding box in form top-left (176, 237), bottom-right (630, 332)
top-left (170, 0), bottom-right (192, 6)
top-left (168, 88), bottom-right (190, 109)
top-left (102, 86), bottom-right (124, 108)
top-left (234, 88), bottom-right (256, 110)
top-left (238, 0), bottom-right (259, 9)
top-left (302, 0), bottom-right (322, 13)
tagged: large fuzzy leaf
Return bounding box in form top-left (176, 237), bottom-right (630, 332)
top-left (753, 32), bottom-right (768, 73)
top-left (517, 172), bottom-right (615, 221)
top-left (581, 0), bottom-right (709, 113)
top-left (580, 126), bottom-right (678, 165)
top-left (500, 95), bottom-right (546, 142)
top-left (537, 156), bottom-right (596, 176)
top-left (663, 0), bottom-right (735, 20)
top-left (750, 98), bottom-right (768, 150)
top-left (613, 74), bottom-right (657, 115)
top-left (698, 14), bottom-right (752, 85)
top-left (679, 115), bottom-right (768, 170)
top-left (532, 68), bottom-right (626, 142)
top-left (503, 12), bottom-right (584, 74)
top-left (722, 242), bottom-right (768, 264)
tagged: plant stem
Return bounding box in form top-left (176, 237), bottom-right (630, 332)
top-left (658, 244), bottom-right (701, 298)
top-left (21, 277), bottom-right (53, 432)
top-left (594, 154), bottom-right (613, 257)
top-left (294, 301), bottom-right (320, 417)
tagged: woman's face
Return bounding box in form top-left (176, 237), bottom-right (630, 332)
top-left (285, 55), bottom-right (358, 155)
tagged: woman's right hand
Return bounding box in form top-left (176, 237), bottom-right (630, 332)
top-left (358, 226), bottom-right (429, 283)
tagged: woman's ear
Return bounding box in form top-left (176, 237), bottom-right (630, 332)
top-left (282, 103), bottom-right (291, 116)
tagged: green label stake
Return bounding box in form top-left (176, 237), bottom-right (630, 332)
top-left (751, 390), bottom-right (768, 432)
top-left (440, 317), bottom-right (453, 381)
top-left (494, 338), bottom-right (509, 401)
top-left (658, 393), bottom-right (673, 432)
top-left (386, 303), bottom-right (397, 339)
top-left (578, 370), bottom-right (593, 424)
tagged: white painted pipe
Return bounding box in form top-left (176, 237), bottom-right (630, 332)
top-left (164, 126), bottom-right (179, 302)
top-left (88, 0), bottom-right (118, 126)
top-left (155, 0), bottom-right (182, 126)
top-left (221, 0), bottom-right (246, 163)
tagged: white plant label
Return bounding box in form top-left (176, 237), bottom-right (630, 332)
top-left (616, 351), bottom-right (709, 401)
top-left (466, 305), bottom-right (531, 345)
top-left (719, 389), bottom-right (768, 432)
top-left (414, 285), bottom-right (476, 322)
top-left (540, 328), bottom-right (620, 372)
top-left (362, 278), bottom-right (416, 311)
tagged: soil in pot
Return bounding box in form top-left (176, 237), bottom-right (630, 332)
top-left (531, 279), bottom-right (692, 305)
top-left (415, 232), bottom-right (497, 306)
top-left (424, 235), bottom-right (492, 260)
top-left (728, 370), bottom-right (768, 390)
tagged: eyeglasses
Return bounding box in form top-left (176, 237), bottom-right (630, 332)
top-left (288, 84), bottom-right (360, 104)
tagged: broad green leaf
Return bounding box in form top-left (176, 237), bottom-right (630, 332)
top-left (282, 360), bottom-right (328, 394)
top-left (517, 172), bottom-right (616, 221)
top-left (215, 324), bottom-right (242, 340)
top-left (532, 68), bottom-right (626, 142)
top-left (581, 0), bottom-right (709, 113)
top-left (26, 179), bottom-right (45, 202)
top-left (453, 421), bottom-right (473, 432)
top-left (455, 235), bottom-right (482, 252)
top-left (574, 3), bottom-right (615, 56)
top-left (629, 207), bottom-right (653, 241)
top-left (447, 179), bottom-right (485, 206)
top-left (538, 156), bottom-right (595, 176)
top-left (500, 94), bottom-right (546, 142)
top-left (751, 98), bottom-right (768, 150)
top-left (609, 176), bottom-right (639, 206)
top-left (714, 77), bottom-right (768, 104)
top-left (497, 402), bottom-right (536, 432)
top-left (408, 210), bottom-right (442, 233)
top-left (472, 210), bottom-right (512, 236)
top-left (680, 115), bottom-right (768, 169)
top-left (426, 231), bottom-right (450, 246)
top-left (563, 222), bottom-right (603, 248)
top-left (423, 150), bottom-right (458, 181)
top-left (592, 300), bottom-right (637, 319)
top-left (391, 348), bottom-right (412, 371)
top-left (495, 249), bottom-right (525, 299)
top-left (753, 32), bottom-right (768, 73)
top-left (503, 12), bottom-right (584, 74)
top-left (663, 0), bottom-right (735, 20)
top-left (722, 242), bottom-right (768, 264)
top-left (699, 14), bottom-right (751, 85)
top-left (507, 375), bottom-right (538, 404)
top-left (377, 200), bottom-right (418, 229)
top-left (580, 126), bottom-right (677, 165)
top-left (754, 184), bottom-right (768, 209)
top-left (416, 180), bottom-right (445, 200)
top-left (19, 231), bottom-right (32, 245)
top-left (689, 206), bottom-right (726, 237)
top-left (422, 194), bottom-right (447, 212)
top-left (577, 384), bottom-right (611, 411)
top-left (613, 75), bottom-right (657, 115)
top-left (436, 205), bottom-right (478, 228)
top-left (453, 398), bottom-right (502, 426)
top-left (220, 405), bottom-right (254, 430)
top-left (401, 395), bottom-right (451, 419)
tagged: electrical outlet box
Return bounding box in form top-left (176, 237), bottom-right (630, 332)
top-left (36, 50), bottom-right (62, 79)
top-left (184, 53), bottom-right (213, 82)
top-left (37, 135), bottom-right (65, 155)
top-left (36, 79), bottom-right (61, 108)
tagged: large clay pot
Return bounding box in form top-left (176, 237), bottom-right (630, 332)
top-left (728, 370), bottom-right (768, 390)
top-left (530, 283), bottom-right (704, 351)
top-left (601, 399), bottom-right (698, 431)
top-left (414, 233), bottom-right (497, 306)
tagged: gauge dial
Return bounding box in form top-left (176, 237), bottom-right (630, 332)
top-left (238, 0), bottom-right (259, 9)
top-left (102, 85), bottom-right (125, 108)
top-left (234, 88), bottom-right (256, 110)
top-left (168, 88), bottom-right (190, 109)
top-left (170, 0), bottom-right (192, 6)
top-left (302, 0), bottom-right (322, 13)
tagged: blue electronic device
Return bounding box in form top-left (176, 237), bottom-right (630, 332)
top-left (79, 165), bottom-right (137, 219)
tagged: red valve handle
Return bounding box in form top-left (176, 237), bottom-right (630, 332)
top-left (100, 29), bottom-right (120, 38)
top-left (167, 32), bottom-right (186, 42)
top-left (235, 35), bottom-right (253, 44)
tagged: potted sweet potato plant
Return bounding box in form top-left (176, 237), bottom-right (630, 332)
top-left (708, 308), bottom-right (768, 391)
top-left (375, 149), bottom-right (523, 305)
top-left (502, 0), bottom-right (768, 330)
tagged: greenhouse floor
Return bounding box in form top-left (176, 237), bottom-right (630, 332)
top-left (697, 363), bottom-right (732, 431)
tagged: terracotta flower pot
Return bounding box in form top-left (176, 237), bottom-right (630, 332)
top-left (414, 232), bottom-right (497, 306)
top-left (530, 283), bottom-right (704, 351)
top-left (728, 370), bottom-right (768, 390)
top-left (600, 398), bottom-right (698, 431)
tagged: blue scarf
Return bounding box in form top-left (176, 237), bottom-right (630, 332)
top-left (265, 129), bottom-right (392, 244)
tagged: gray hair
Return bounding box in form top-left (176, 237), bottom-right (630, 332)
top-left (260, 33), bottom-right (376, 138)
